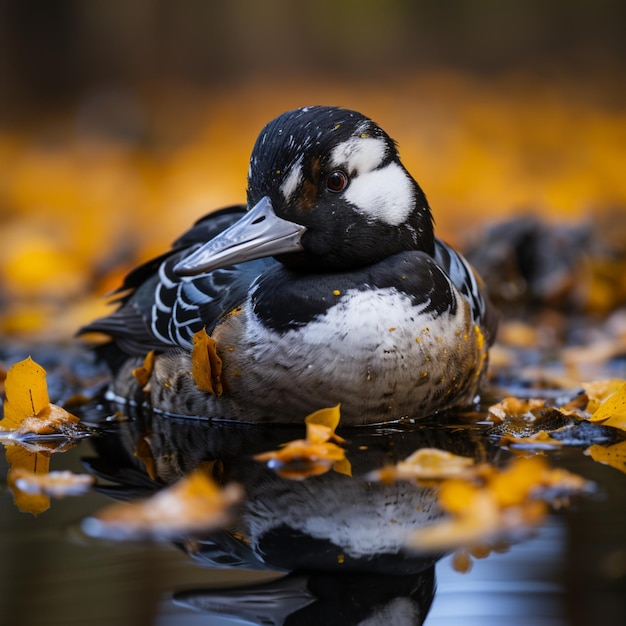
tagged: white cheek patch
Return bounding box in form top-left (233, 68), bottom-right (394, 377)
top-left (279, 156), bottom-right (303, 200)
top-left (330, 137), bottom-right (387, 174)
top-left (344, 161), bottom-right (414, 226)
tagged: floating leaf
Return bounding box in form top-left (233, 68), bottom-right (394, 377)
top-left (370, 448), bottom-right (477, 484)
top-left (499, 429), bottom-right (564, 449)
top-left (487, 397), bottom-right (546, 422)
top-left (587, 381), bottom-right (626, 430)
top-left (406, 456), bottom-right (589, 552)
top-left (82, 468), bottom-right (243, 541)
top-left (191, 328), bottom-right (223, 396)
top-left (13, 469), bottom-right (94, 497)
top-left (0, 357), bottom-right (82, 437)
top-left (585, 440), bottom-right (626, 474)
top-left (1, 357), bottom-right (50, 429)
top-left (254, 404), bottom-right (347, 480)
top-left (582, 380), bottom-right (626, 414)
top-left (132, 350), bottom-right (155, 389)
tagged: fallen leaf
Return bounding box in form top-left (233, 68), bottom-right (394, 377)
top-left (370, 448), bottom-right (477, 484)
top-left (132, 350), bottom-right (155, 389)
top-left (0, 357), bottom-right (83, 437)
top-left (82, 468), bottom-right (243, 541)
top-left (499, 429), bottom-right (564, 449)
top-left (254, 404), bottom-right (347, 480)
top-left (406, 455), bottom-right (589, 552)
top-left (1, 357), bottom-right (50, 429)
top-left (487, 397), bottom-right (546, 422)
top-left (191, 328), bottom-right (223, 396)
top-left (13, 469), bottom-right (94, 497)
top-left (587, 381), bottom-right (626, 430)
top-left (582, 380), bottom-right (626, 414)
top-left (585, 440), bottom-right (626, 474)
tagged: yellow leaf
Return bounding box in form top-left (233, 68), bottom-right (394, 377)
top-left (12, 468), bottom-right (94, 497)
top-left (582, 380), bottom-right (626, 414)
top-left (489, 456), bottom-right (545, 506)
top-left (5, 444), bottom-right (50, 515)
top-left (305, 404), bottom-right (341, 433)
top-left (82, 468), bottom-right (242, 540)
top-left (438, 479), bottom-right (481, 514)
top-left (132, 350), bottom-right (155, 388)
top-left (1, 357), bottom-right (50, 429)
top-left (254, 405), bottom-right (347, 480)
top-left (191, 328), bottom-right (223, 396)
top-left (585, 440), bottom-right (626, 474)
top-left (588, 381), bottom-right (626, 429)
top-left (333, 457), bottom-right (352, 477)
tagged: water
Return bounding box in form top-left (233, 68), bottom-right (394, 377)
top-left (1, 350), bottom-right (626, 626)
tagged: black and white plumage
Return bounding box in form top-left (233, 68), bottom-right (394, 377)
top-left (82, 106), bottom-right (498, 424)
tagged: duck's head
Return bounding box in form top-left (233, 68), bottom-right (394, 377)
top-left (175, 106), bottom-right (434, 276)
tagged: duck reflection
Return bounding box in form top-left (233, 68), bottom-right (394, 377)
top-left (81, 403), bottom-right (494, 625)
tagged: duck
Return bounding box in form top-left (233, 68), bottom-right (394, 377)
top-left (81, 106), bottom-right (498, 425)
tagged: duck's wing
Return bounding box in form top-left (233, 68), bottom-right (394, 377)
top-left (434, 238), bottom-right (499, 344)
top-left (80, 205), bottom-right (274, 359)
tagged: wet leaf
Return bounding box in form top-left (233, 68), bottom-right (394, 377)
top-left (191, 328), bottom-right (223, 396)
top-left (1, 357), bottom-right (50, 429)
top-left (487, 397), bottom-right (546, 422)
top-left (82, 468), bottom-right (243, 541)
top-left (587, 381), bottom-right (626, 430)
top-left (585, 440), bottom-right (626, 474)
top-left (406, 455), bottom-right (589, 552)
top-left (370, 448), bottom-right (477, 484)
top-left (0, 357), bottom-right (83, 437)
top-left (499, 429), bottom-right (564, 449)
top-left (581, 380), bottom-right (626, 414)
top-left (254, 404), bottom-right (347, 480)
top-left (13, 469), bottom-right (94, 497)
top-left (132, 350), bottom-right (155, 389)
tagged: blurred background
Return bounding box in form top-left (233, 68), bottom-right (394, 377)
top-left (1, 0), bottom-right (626, 341)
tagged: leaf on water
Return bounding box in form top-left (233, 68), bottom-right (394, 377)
top-left (1, 357), bottom-right (50, 429)
top-left (584, 440), bottom-right (626, 474)
top-left (499, 429), bottom-right (564, 449)
top-left (254, 404), bottom-right (348, 480)
top-left (370, 448), bottom-right (477, 484)
top-left (581, 380), bottom-right (626, 414)
top-left (0, 357), bottom-right (83, 437)
top-left (132, 350), bottom-right (155, 389)
top-left (487, 397), bottom-right (546, 422)
top-left (586, 381), bottom-right (626, 430)
top-left (13, 469), bottom-right (94, 497)
top-left (191, 328), bottom-right (223, 396)
top-left (82, 468), bottom-right (243, 541)
top-left (406, 455), bottom-right (589, 552)
top-left (5, 445), bottom-right (50, 515)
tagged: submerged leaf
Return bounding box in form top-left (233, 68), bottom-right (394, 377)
top-left (191, 328), bottom-right (223, 396)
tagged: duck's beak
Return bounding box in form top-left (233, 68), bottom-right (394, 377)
top-left (174, 196), bottom-right (307, 276)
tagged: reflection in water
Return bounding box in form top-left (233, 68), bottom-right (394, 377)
top-left (79, 400), bottom-right (499, 624)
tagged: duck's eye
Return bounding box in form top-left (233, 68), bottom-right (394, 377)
top-left (326, 170), bottom-right (349, 193)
